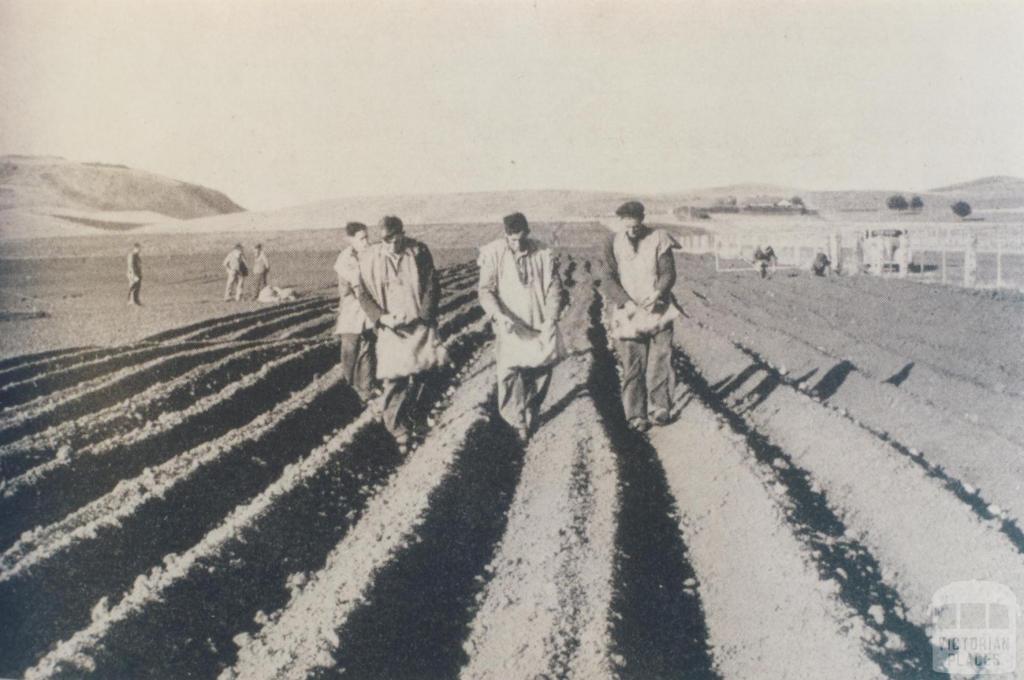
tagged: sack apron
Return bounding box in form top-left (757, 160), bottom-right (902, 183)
top-left (610, 229), bottom-right (680, 340)
top-left (478, 239), bottom-right (565, 375)
top-left (360, 243), bottom-right (447, 380)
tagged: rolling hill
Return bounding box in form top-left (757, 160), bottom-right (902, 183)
top-left (0, 156), bottom-right (244, 239)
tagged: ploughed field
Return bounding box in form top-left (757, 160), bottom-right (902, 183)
top-left (1, 249), bottom-right (1022, 679)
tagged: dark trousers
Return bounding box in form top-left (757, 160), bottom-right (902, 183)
top-left (253, 271), bottom-right (268, 298)
top-left (339, 331), bottom-right (375, 402)
top-left (615, 324), bottom-right (673, 423)
top-left (128, 279), bottom-right (141, 305)
top-left (498, 365), bottom-right (553, 434)
top-left (382, 373), bottom-right (427, 440)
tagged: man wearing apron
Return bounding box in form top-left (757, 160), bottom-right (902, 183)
top-left (358, 216), bottom-right (447, 452)
top-left (478, 212), bottom-right (565, 442)
top-left (604, 201), bottom-right (680, 432)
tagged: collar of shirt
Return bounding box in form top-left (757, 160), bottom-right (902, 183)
top-left (626, 225), bottom-right (651, 250)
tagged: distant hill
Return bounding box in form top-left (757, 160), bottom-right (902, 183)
top-left (0, 155), bottom-right (243, 239)
top-left (929, 176), bottom-right (1024, 209)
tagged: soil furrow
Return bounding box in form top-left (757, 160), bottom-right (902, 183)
top-left (686, 253), bottom-right (1024, 390)
top-left (587, 267), bottom-right (718, 679)
top-left (229, 307), bottom-right (331, 342)
top-left (0, 346), bottom-right (123, 385)
top-left (19, 320), bottom-right (494, 680)
top-left (185, 298), bottom-right (332, 342)
top-left (0, 361), bottom-right (356, 675)
top-left (318, 401), bottom-right (522, 680)
top-left (277, 314), bottom-right (335, 340)
top-left (0, 342), bottom-right (273, 447)
top-left (649, 386), bottom-right (890, 678)
top-left (0, 342), bottom-right (200, 409)
top-left (0, 342), bottom-right (334, 549)
top-left (670, 350), bottom-right (934, 676)
top-left (460, 354), bottom-right (618, 680)
top-left (0, 342), bottom-right (297, 480)
top-left (678, 261), bottom-right (1024, 437)
top-left (142, 298), bottom-right (323, 343)
top-left (674, 313), bottom-right (1024, 667)
top-left (677, 280), bottom-right (1024, 449)
top-left (224, 349), bottom-right (498, 680)
top-left (0, 347), bottom-right (87, 373)
top-left (721, 337), bottom-right (1024, 546)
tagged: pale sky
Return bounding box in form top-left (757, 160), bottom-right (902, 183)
top-left (2, 0), bottom-right (1023, 210)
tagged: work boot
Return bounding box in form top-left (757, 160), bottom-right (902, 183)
top-left (627, 417), bottom-right (651, 433)
top-left (651, 409), bottom-right (672, 427)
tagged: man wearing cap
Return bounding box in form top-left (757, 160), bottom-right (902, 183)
top-left (334, 222), bottom-right (375, 403)
top-left (223, 243), bottom-right (248, 302)
top-left (478, 212), bottom-right (565, 442)
top-left (604, 200), bottom-right (681, 431)
top-left (357, 216), bottom-right (447, 451)
top-left (127, 242), bottom-right (143, 306)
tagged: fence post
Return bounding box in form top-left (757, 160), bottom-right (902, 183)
top-left (714, 237), bottom-right (720, 272)
top-left (996, 227), bottom-right (1003, 289)
top-left (941, 228), bottom-right (947, 284)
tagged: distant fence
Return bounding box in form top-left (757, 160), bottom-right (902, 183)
top-left (674, 225), bottom-right (1024, 291)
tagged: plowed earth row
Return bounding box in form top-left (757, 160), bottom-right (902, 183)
top-left (2, 252), bottom-right (1020, 679)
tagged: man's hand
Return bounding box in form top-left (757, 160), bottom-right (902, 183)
top-left (504, 317), bottom-right (538, 339)
top-left (379, 313), bottom-right (404, 329)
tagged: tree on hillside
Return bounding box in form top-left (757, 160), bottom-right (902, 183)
top-left (910, 196), bottom-right (924, 210)
top-left (951, 201), bottom-right (972, 219)
top-left (887, 194), bottom-right (909, 211)
top-left (790, 196), bottom-right (805, 207)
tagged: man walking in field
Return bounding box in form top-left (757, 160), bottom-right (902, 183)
top-left (127, 242), bottom-right (142, 306)
top-left (334, 222), bottom-right (375, 403)
top-left (478, 212), bottom-right (565, 442)
top-left (223, 243), bottom-right (248, 302)
top-left (358, 216), bottom-right (447, 452)
top-left (604, 201), bottom-right (681, 432)
top-left (251, 243), bottom-right (270, 298)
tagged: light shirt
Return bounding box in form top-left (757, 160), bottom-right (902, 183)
top-left (223, 250), bottom-right (244, 272)
top-left (612, 228), bottom-right (675, 305)
top-left (334, 246), bottom-right (368, 334)
top-left (253, 251), bottom-right (270, 274)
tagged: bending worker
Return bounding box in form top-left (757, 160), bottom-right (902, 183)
top-left (357, 216), bottom-right (447, 452)
top-left (604, 200), bottom-right (681, 432)
top-left (478, 212), bottom-right (565, 442)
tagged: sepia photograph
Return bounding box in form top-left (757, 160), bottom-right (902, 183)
top-left (1, 0), bottom-right (1022, 678)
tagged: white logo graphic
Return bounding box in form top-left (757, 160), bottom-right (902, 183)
top-left (931, 580), bottom-right (1017, 675)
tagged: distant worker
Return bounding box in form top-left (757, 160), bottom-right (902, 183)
top-left (358, 216), bottom-right (447, 452)
top-left (811, 251), bottom-right (832, 277)
top-left (334, 222), bottom-right (375, 403)
top-left (604, 200), bottom-right (681, 432)
top-left (478, 212), bottom-right (565, 442)
top-left (753, 244), bottom-right (777, 279)
top-left (223, 243), bottom-right (248, 302)
top-left (127, 242), bottom-right (142, 306)
top-left (252, 243), bottom-right (270, 298)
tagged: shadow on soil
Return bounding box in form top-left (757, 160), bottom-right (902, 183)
top-left (587, 279), bottom-right (719, 680)
top-left (672, 350), bottom-right (936, 678)
top-left (82, 423), bottom-right (405, 679)
top-left (317, 399), bottom-right (522, 680)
